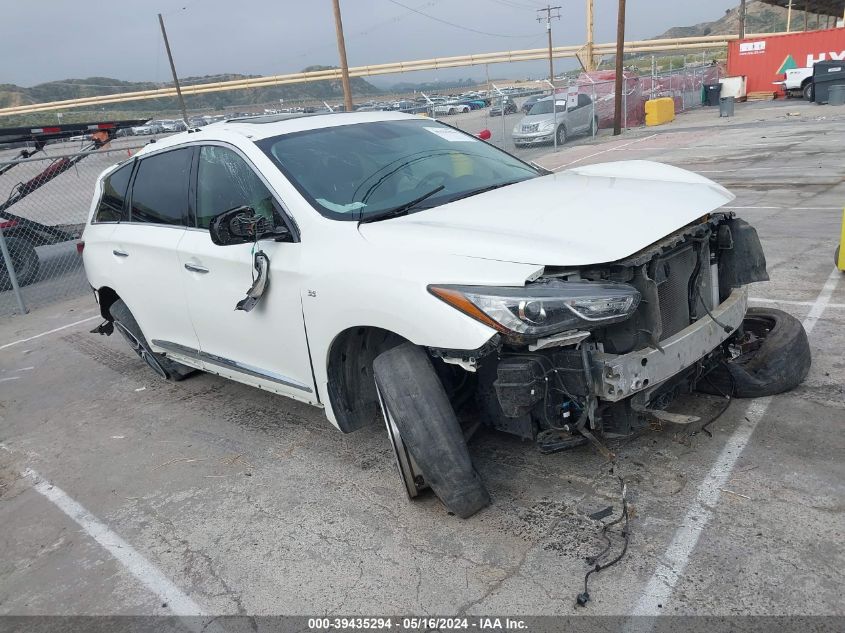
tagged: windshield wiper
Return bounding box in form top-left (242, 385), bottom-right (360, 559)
top-left (358, 185), bottom-right (445, 225)
top-left (446, 180), bottom-right (522, 203)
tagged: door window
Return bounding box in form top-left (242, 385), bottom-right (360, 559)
top-left (195, 145), bottom-right (278, 229)
top-left (94, 161), bottom-right (133, 223)
top-left (129, 148), bottom-right (192, 225)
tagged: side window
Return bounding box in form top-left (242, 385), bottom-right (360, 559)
top-left (577, 93), bottom-right (592, 108)
top-left (195, 146), bottom-right (278, 229)
top-left (94, 162), bottom-right (133, 223)
top-left (129, 148), bottom-right (192, 226)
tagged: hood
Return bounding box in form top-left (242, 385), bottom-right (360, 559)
top-left (358, 160), bottom-right (734, 267)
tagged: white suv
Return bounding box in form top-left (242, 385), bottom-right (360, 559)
top-left (82, 112), bottom-right (808, 518)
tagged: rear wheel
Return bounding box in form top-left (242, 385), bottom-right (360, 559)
top-left (373, 343), bottom-right (490, 518)
top-left (109, 299), bottom-right (196, 381)
top-left (0, 237), bottom-right (39, 290)
top-left (835, 245), bottom-right (841, 270)
top-left (803, 82), bottom-right (814, 101)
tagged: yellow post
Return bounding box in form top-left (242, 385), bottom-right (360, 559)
top-left (837, 208), bottom-right (845, 271)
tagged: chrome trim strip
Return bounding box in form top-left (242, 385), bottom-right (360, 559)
top-left (151, 339), bottom-right (312, 393)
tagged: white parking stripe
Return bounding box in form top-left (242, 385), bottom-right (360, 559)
top-left (750, 297), bottom-right (845, 309)
top-left (24, 469), bottom-right (208, 617)
top-left (631, 267), bottom-right (841, 616)
top-left (0, 315), bottom-right (99, 351)
top-left (552, 134), bottom-right (658, 170)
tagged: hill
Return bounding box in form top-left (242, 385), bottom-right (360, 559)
top-left (653, 0), bottom-right (824, 39)
top-left (0, 67), bottom-right (381, 115)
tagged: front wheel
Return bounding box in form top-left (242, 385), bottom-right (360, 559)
top-left (699, 307), bottom-right (810, 398)
top-left (556, 125), bottom-right (567, 146)
top-left (373, 343), bottom-right (490, 518)
top-left (803, 82), bottom-right (814, 101)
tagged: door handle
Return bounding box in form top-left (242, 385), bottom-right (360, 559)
top-left (112, 249), bottom-right (129, 257)
top-left (184, 263), bottom-right (209, 274)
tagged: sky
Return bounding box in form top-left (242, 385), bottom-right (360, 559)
top-left (1, 0), bottom-right (742, 87)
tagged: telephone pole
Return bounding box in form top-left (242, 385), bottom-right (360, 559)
top-left (739, 0), bottom-right (747, 39)
top-left (613, 0), bottom-right (626, 135)
top-left (157, 13), bottom-right (189, 125)
top-left (331, 0), bottom-right (354, 112)
top-left (537, 5), bottom-right (561, 93)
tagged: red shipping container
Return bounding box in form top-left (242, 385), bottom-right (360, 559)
top-left (727, 28), bottom-right (845, 94)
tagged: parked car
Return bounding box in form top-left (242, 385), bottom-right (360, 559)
top-left (512, 94), bottom-right (598, 147)
top-left (521, 94), bottom-right (543, 114)
top-left (432, 102), bottom-right (471, 115)
top-left (775, 66), bottom-right (815, 100)
top-left (82, 111), bottom-right (809, 518)
top-left (489, 97), bottom-right (518, 116)
top-left (131, 120), bottom-right (164, 135)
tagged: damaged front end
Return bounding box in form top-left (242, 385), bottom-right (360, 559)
top-left (431, 213), bottom-right (769, 452)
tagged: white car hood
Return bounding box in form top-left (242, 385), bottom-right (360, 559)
top-left (358, 160), bottom-right (734, 267)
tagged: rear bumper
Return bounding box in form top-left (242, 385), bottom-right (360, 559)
top-left (592, 288), bottom-right (748, 402)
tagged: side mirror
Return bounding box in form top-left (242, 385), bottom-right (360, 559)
top-left (209, 205), bottom-right (290, 246)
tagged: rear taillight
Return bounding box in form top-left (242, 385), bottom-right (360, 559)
top-left (76, 241), bottom-right (85, 254)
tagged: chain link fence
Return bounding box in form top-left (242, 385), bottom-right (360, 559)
top-left (0, 65), bottom-right (721, 319)
top-left (0, 138), bottom-right (146, 317)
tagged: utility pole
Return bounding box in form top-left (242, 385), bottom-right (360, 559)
top-left (158, 13), bottom-right (189, 125)
top-left (585, 0), bottom-right (595, 72)
top-left (787, 0), bottom-right (793, 32)
top-left (537, 5), bottom-right (561, 93)
top-left (331, 0), bottom-right (354, 112)
top-left (738, 0), bottom-right (747, 39)
top-left (613, 0), bottom-right (626, 135)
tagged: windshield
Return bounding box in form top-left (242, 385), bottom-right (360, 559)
top-left (257, 119), bottom-right (539, 221)
top-left (528, 99), bottom-right (566, 115)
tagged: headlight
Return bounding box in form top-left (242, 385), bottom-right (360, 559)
top-left (429, 280), bottom-right (640, 339)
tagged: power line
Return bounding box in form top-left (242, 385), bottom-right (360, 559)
top-left (487, 0), bottom-right (544, 10)
top-left (384, 0), bottom-right (539, 37)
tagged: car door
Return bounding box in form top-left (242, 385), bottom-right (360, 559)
top-left (176, 143), bottom-right (317, 403)
top-left (108, 146), bottom-right (200, 354)
top-left (571, 94), bottom-right (592, 133)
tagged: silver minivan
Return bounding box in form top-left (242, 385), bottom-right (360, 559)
top-left (512, 94), bottom-right (597, 147)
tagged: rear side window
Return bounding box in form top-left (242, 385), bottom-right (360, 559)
top-left (94, 162), bottom-right (133, 223)
top-left (129, 148), bottom-right (192, 226)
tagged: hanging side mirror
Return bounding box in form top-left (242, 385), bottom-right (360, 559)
top-left (209, 206), bottom-right (290, 246)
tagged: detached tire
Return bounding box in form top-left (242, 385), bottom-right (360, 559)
top-left (109, 299), bottom-right (196, 381)
top-left (700, 307), bottom-right (810, 398)
top-left (0, 237), bottom-right (39, 290)
top-left (373, 343), bottom-right (490, 518)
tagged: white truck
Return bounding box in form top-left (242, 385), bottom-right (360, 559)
top-left (777, 66), bottom-right (814, 100)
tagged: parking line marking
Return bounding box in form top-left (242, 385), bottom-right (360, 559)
top-left (631, 267), bottom-right (841, 616)
top-left (725, 206), bottom-right (842, 210)
top-left (750, 297), bottom-right (845, 309)
top-left (0, 315), bottom-right (99, 351)
top-left (552, 134), bottom-right (658, 170)
top-left (23, 468), bottom-right (208, 617)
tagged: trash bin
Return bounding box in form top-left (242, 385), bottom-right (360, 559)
top-left (829, 84), bottom-right (845, 106)
top-left (812, 60), bottom-right (845, 104)
top-left (719, 96), bottom-right (735, 117)
top-left (704, 83), bottom-right (722, 106)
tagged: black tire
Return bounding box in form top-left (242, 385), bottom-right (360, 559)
top-left (0, 237), bottom-right (39, 290)
top-left (373, 342), bottom-right (490, 518)
top-left (556, 125), bottom-right (567, 146)
top-left (109, 299), bottom-right (196, 381)
top-left (835, 245), bottom-right (841, 270)
top-left (699, 307), bottom-right (810, 398)
top-left (803, 82), bottom-right (814, 101)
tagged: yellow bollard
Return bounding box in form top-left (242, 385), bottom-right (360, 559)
top-left (644, 98), bottom-right (675, 127)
